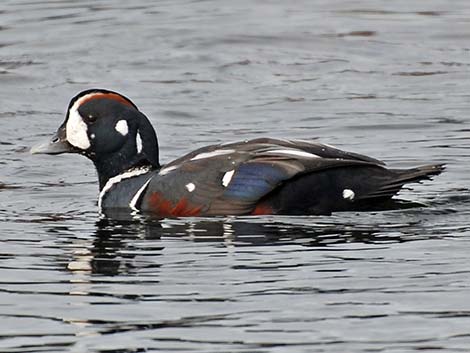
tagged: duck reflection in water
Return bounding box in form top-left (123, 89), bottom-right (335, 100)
top-left (63, 213), bottom-right (426, 276)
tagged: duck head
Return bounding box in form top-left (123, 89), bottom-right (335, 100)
top-left (31, 89), bottom-right (160, 188)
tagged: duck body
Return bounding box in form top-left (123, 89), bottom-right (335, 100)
top-left (32, 89), bottom-right (444, 218)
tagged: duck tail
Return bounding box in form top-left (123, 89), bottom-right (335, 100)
top-left (391, 163), bottom-right (445, 183)
top-left (358, 164), bottom-right (445, 200)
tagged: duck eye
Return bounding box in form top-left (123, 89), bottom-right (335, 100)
top-left (85, 114), bottom-right (97, 123)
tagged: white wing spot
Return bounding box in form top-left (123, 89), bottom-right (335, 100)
top-left (265, 149), bottom-right (320, 159)
top-left (343, 189), bottom-right (355, 200)
top-left (115, 120), bottom-right (129, 136)
top-left (136, 131), bottom-right (143, 153)
top-left (190, 149), bottom-right (235, 161)
top-left (222, 170), bottom-right (235, 187)
top-left (185, 182), bottom-right (196, 192)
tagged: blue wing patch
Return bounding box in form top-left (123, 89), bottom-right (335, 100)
top-left (223, 163), bottom-right (287, 201)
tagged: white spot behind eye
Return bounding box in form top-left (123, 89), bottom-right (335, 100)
top-left (343, 189), bottom-right (355, 200)
top-left (222, 170), bottom-right (235, 187)
top-left (136, 131), bottom-right (143, 154)
top-left (185, 183), bottom-right (196, 192)
top-left (115, 120), bottom-right (129, 136)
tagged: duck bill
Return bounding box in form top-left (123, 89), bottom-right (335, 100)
top-left (30, 128), bottom-right (77, 155)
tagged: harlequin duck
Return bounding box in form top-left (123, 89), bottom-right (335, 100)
top-left (31, 88), bottom-right (444, 217)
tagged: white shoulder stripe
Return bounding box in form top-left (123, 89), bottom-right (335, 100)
top-left (158, 165), bottom-right (179, 175)
top-left (264, 149), bottom-right (320, 159)
top-left (190, 149), bottom-right (235, 161)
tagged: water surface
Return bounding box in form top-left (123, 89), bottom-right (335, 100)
top-left (1, 0), bottom-right (470, 352)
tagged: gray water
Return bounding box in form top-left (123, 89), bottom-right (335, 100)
top-left (1, 1), bottom-right (470, 352)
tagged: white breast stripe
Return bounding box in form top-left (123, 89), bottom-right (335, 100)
top-left (99, 166), bottom-right (151, 211)
top-left (264, 149), bottom-right (320, 159)
top-left (129, 177), bottom-right (153, 211)
top-left (190, 149), bottom-right (235, 161)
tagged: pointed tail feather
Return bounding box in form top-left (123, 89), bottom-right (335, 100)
top-left (358, 164), bottom-right (445, 200)
top-left (392, 163), bottom-right (445, 182)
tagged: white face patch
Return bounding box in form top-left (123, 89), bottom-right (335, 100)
top-left (66, 106), bottom-right (91, 150)
top-left (190, 149), bottom-right (235, 161)
top-left (222, 170), bottom-right (235, 187)
top-left (115, 120), bottom-right (129, 136)
top-left (265, 149), bottom-right (320, 159)
top-left (65, 93), bottom-right (107, 150)
top-left (136, 131), bottom-right (143, 154)
top-left (185, 183), bottom-right (196, 192)
top-left (343, 189), bottom-right (355, 200)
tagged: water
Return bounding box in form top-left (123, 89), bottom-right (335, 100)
top-left (1, 0), bottom-right (470, 352)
